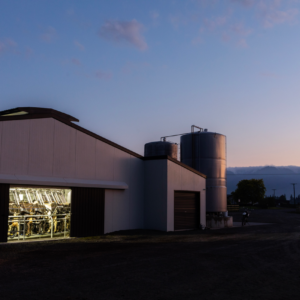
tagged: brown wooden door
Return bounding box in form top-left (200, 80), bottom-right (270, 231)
top-left (70, 187), bottom-right (105, 237)
top-left (0, 184), bottom-right (9, 243)
top-left (174, 191), bottom-right (200, 230)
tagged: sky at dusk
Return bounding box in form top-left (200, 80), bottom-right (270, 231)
top-left (1, 0), bottom-right (300, 167)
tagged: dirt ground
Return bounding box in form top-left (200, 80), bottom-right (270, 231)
top-left (1, 209), bottom-right (300, 300)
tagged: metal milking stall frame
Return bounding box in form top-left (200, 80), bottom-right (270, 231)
top-left (8, 187), bottom-right (71, 241)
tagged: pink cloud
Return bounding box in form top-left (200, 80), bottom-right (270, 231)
top-left (204, 15), bottom-right (229, 31)
top-left (0, 42), bottom-right (5, 54)
top-left (222, 32), bottom-right (231, 42)
top-left (192, 36), bottom-right (204, 45)
top-left (0, 38), bottom-right (17, 55)
top-left (260, 7), bottom-right (298, 28)
top-left (260, 72), bottom-right (279, 78)
top-left (150, 11), bottom-right (159, 21)
top-left (71, 58), bottom-right (81, 66)
top-left (6, 39), bottom-right (17, 47)
top-left (25, 47), bottom-right (33, 58)
top-left (74, 40), bottom-right (85, 51)
top-left (236, 38), bottom-right (248, 48)
top-left (150, 11), bottom-right (160, 26)
top-left (40, 27), bottom-right (57, 43)
top-left (67, 8), bottom-right (75, 16)
top-left (95, 70), bottom-right (112, 80)
top-left (188, 0), bottom-right (299, 49)
top-left (98, 20), bottom-right (147, 51)
top-left (231, 0), bottom-right (255, 8)
top-left (233, 0), bottom-right (299, 28)
top-left (231, 23), bottom-right (252, 36)
top-left (122, 61), bottom-right (150, 74)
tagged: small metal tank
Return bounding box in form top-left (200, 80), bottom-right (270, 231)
top-left (180, 130), bottom-right (226, 212)
top-left (144, 141), bottom-right (178, 160)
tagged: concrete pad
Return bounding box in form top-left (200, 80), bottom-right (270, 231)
top-left (206, 216), bottom-right (233, 229)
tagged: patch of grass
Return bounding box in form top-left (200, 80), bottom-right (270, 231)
top-left (240, 206), bottom-right (256, 210)
top-left (268, 207), bottom-right (285, 210)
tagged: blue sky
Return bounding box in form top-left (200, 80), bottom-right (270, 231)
top-left (1, 0), bottom-right (300, 167)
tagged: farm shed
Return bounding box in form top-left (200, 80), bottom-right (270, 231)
top-left (0, 107), bottom-right (206, 243)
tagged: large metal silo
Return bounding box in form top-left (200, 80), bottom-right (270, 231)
top-left (144, 141), bottom-right (178, 160)
top-left (180, 131), bottom-right (227, 212)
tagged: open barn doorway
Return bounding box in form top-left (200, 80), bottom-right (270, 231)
top-left (8, 186), bottom-right (71, 242)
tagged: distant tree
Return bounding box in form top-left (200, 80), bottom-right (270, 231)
top-left (279, 195), bottom-right (286, 201)
top-left (232, 179), bottom-right (266, 205)
top-left (260, 196), bottom-right (276, 208)
top-left (227, 194), bottom-right (234, 205)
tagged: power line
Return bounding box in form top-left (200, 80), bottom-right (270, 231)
top-left (291, 183), bottom-right (297, 204)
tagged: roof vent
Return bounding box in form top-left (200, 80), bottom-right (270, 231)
top-left (1, 111), bottom-right (28, 117)
top-left (0, 107), bottom-right (79, 123)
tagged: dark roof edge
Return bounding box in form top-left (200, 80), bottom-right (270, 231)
top-left (0, 114), bottom-right (143, 159)
top-left (0, 107), bottom-right (79, 123)
top-left (143, 155), bottom-right (207, 178)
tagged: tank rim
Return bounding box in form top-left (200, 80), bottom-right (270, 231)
top-left (181, 132), bottom-right (226, 137)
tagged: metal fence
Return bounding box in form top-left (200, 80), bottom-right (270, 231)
top-left (227, 205), bottom-right (240, 212)
top-left (7, 213), bottom-right (70, 241)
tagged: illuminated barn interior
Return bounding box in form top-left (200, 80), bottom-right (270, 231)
top-left (8, 187), bottom-right (71, 240)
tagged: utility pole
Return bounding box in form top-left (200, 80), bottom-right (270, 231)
top-left (272, 189), bottom-right (276, 197)
top-left (291, 183), bottom-right (297, 205)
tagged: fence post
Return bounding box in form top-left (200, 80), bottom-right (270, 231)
top-left (23, 216), bottom-right (25, 240)
top-left (18, 219), bottom-right (20, 240)
top-left (64, 217), bottom-right (66, 238)
top-left (51, 215), bottom-right (53, 239)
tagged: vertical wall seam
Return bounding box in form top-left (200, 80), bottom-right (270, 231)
top-left (166, 160), bottom-right (168, 231)
top-left (93, 138), bottom-right (96, 179)
top-left (128, 155), bottom-right (132, 229)
top-left (112, 147), bottom-right (115, 231)
top-left (27, 120), bottom-right (32, 175)
top-left (24, 121), bottom-right (30, 176)
top-left (95, 139), bottom-right (98, 180)
top-left (103, 190), bottom-right (106, 234)
top-left (143, 161), bottom-right (147, 229)
top-left (0, 122), bottom-right (3, 173)
top-left (112, 190), bottom-right (114, 233)
top-left (199, 191), bottom-right (201, 226)
top-left (52, 120), bottom-right (56, 176)
top-left (74, 130), bottom-right (78, 178)
top-left (142, 159), bottom-right (145, 229)
top-left (127, 155), bottom-right (131, 230)
top-left (113, 147), bottom-right (115, 181)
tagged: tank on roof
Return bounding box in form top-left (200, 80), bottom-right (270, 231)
top-left (180, 130), bottom-right (226, 212)
top-left (144, 141), bottom-right (178, 160)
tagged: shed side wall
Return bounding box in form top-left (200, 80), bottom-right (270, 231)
top-left (0, 119), bottom-right (144, 234)
top-left (144, 160), bottom-right (167, 231)
top-left (167, 160), bottom-right (206, 231)
top-left (104, 154), bottom-right (144, 234)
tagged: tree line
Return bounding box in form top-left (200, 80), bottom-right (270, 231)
top-left (230, 179), bottom-right (291, 208)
